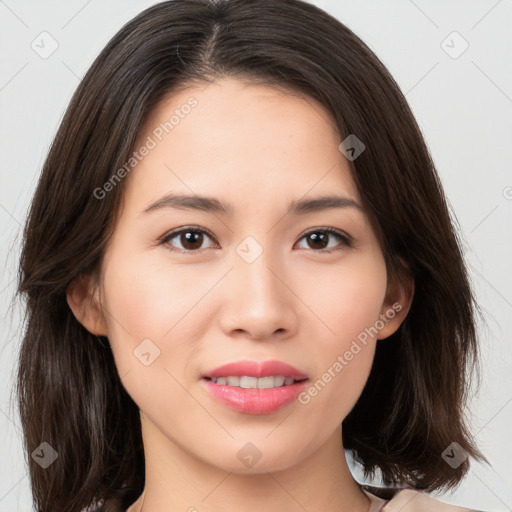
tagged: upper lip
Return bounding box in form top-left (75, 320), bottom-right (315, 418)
top-left (202, 360), bottom-right (308, 380)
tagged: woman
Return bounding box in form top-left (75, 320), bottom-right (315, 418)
top-left (15, 1), bottom-right (487, 511)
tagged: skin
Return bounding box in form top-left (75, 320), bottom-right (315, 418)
top-left (67, 77), bottom-right (413, 512)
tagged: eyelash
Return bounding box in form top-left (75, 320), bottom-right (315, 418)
top-left (159, 226), bottom-right (353, 255)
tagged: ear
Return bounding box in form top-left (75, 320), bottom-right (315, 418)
top-left (66, 273), bottom-right (108, 336)
top-left (377, 270), bottom-right (414, 340)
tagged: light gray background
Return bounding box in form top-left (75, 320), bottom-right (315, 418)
top-left (1, 0), bottom-right (511, 511)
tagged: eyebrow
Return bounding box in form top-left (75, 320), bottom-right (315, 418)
top-left (142, 193), bottom-right (363, 216)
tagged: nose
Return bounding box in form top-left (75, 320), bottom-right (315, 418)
top-left (218, 247), bottom-right (298, 341)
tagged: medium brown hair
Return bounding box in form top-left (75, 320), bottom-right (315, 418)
top-left (15, 0), bottom-right (485, 510)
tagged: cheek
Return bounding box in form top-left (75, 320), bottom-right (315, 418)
top-left (294, 252), bottom-right (386, 419)
top-left (98, 252), bottom-right (206, 378)
top-left (296, 249), bottom-right (388, 346)
top-left (102, 249), bottom-right (207, 336)
top-left (99, 255), bottom-right (206, 416)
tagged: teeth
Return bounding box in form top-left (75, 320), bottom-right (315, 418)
top-left (257, 376), bottom-right (285, 388)
top-left (227, 376), bottom-right (240, 386)
top-left (210, 375), bottom-right (301, 388)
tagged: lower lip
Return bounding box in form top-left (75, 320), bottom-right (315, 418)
top-left (201, 378), bottom-right (308, 415)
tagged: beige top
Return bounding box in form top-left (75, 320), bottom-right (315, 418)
top-left (363, 487), bottom-right (483, 512)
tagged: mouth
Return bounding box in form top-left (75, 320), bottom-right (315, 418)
top-left (200, 360), bottom-right (310, 415)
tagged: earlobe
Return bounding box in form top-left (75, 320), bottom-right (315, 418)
top-left (377, 275), bottom-right (415, 340)
top-left (66, 274), bottom-right (108, 336)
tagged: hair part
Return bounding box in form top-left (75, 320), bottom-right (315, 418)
top-left (15, 0), bottom-right (486, 510)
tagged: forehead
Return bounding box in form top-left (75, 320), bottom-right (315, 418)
top-left (123, 77), bottom-right (360, 216)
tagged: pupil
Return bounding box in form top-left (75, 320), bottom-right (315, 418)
top-left (309, 232), bottom-right (327, 249)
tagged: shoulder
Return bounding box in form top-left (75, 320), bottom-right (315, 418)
top-left (362, 485), bottom-right (486, 512)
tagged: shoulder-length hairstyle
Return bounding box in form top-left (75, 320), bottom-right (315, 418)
top-left (15, 0), bottom-right (485, 510)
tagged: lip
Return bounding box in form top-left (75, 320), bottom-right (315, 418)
top-left (200, 378), bottom-right (309, 415)
top-left (201, 359), bottom-right (308, 380)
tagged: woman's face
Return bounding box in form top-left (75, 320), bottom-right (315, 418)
top-left (72, 77), bottom-right (408, 473)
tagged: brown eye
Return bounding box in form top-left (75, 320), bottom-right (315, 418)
top-left (296, 228), bottom-right (351, 253)
top-left (162, 228), bottom-right (216, 252)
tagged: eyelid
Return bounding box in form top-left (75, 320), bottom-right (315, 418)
top-left (159, 225), bottom-right (352, 253)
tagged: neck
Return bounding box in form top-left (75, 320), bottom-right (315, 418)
top-left (128, 415), bottom-right (370, 512)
